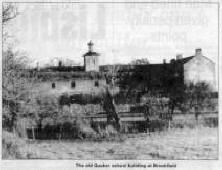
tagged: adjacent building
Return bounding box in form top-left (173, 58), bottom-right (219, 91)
top-left (183, 48), bottom-right (216, 91)
top-left (101, 48), bottom-right (216, 92)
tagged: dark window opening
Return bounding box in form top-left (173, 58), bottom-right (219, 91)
top-left (52, 82), bottom-right (56, 89)
top-left (95, 81), bottom-right (99, 87)
top-left (71, 81), bottom-right (76, 88)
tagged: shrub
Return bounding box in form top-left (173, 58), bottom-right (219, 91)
top-left (75, 118), bottom-right (97, 139)
top-left (203, 117), bottom-right (218, 127)
top-left (184, 82), bottom-right (216, 113)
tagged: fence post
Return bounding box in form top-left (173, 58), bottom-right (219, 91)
top-left (32, 126), bottom-right (35, 140)
top-left (195, 105), bottom-right (199, 125)
top-left (168, 118), bottom-right (171, 130)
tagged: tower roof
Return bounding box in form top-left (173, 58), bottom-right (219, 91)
top-left (83, 51), bottom-right (100, 57)
top-left (83, 40), bottom-right (100, 57)
top-left (87, 40), bottom-right (94, 48)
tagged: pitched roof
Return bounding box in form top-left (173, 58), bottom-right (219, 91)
top-left (176, 55), bottom-right (215, 65)
top-left (174, 56), bottom-right (194, 64)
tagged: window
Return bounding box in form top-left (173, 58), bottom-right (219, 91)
top-left (95, 80), bottom-right (99, 87)
top-left (71, 81), bottom-right (76, 88)
top-left (52, 82), bottom-right (56, 89)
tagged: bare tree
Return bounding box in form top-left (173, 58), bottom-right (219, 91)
top-left (102, 65), bottom-right (122, 132)
top-left (184, 82), bottom-right (215, 122)
top-left (2, 3), bottom-right (35, 132)
top-left (130, 58), bottom-right (150, 65)
top-left (2, 48), bottom-right (35, 131)
top-left (2, 3), bottom-right (19, 24)
top-left (2, 3), bottom-right (19, 48)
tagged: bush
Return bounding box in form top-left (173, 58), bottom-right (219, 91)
top-left (76, 118), bottom-right (97, 139)
top-left (184, 82), bottom-right (216, 112)
top-left (203, 117), bottom-right (218, 127)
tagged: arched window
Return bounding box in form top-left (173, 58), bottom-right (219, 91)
top-left (52, 82), bottom-right (56, 89)
top-left (71, 81), bottom-right (76, 88)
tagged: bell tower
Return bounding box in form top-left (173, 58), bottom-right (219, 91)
top-left (83, 41), bottom-right (100, 72)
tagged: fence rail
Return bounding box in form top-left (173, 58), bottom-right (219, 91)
top-left (76, 111), bottom-right (218, 122)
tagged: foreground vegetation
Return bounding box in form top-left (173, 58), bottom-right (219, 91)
top-left (3, 126), bottom-right (217, 159)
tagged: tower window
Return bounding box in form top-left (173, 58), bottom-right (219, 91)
top-left (52, 82), bottom-right (56, 89)
top-left (71, 81), bottom-right (76, 88)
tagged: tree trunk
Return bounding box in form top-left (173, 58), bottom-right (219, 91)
top-left (168, 119), bottom-right (171, 130)
top-left (144, 104), bottom-right (150, 133)
top-left (195, 106), bottom-right (199, 125)
top-left (103, 87), bottom-right (121, 132)
top-left (111, 98), bottom-right (121, 131)
top-left (167, 104), bottom-right (174, 130)
top-left (59, 125), bottom-right (62, 140)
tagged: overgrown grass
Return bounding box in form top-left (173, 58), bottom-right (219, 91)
top-left (2, 131), bottom-right (27, 159)
top-left (3, 126), bottom-right (217, 159)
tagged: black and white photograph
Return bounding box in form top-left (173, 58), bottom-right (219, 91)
top-left (1, 0), bottom-right (220, 163)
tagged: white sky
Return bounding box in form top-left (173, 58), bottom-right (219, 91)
top-left (6, 3), bottom-right (218, 68)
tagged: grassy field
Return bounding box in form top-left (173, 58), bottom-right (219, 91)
top-left (3, 126), bottom-right (218, 160)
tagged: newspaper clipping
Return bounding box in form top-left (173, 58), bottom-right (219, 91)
top-left (1, 0), bottom-right (221, 169)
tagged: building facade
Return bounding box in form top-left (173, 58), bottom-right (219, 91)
top-left (183, 48), bottom-right (216, 91)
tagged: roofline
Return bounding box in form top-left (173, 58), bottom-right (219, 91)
top-left (83, 52), bottom-right (100, 57)
top-left (185, 55), bottom-right (215, 65)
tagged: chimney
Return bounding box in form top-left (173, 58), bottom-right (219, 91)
top-left (176, 54), bottom-right (183, 60)
top-left (163, 59), bottom-right (166, 64)
top-left (36, 62), bottom-right (40, 71)
top-left (58, 60), bottom-right (62, 67)
top-left (195, 48), bottom-right (202, 56)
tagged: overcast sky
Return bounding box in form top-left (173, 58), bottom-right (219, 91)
top-left (6, 3), bottom-right (218, 68)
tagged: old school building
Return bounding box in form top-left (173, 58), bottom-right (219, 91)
top-left (34, 41), bottom-right (216, 96)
